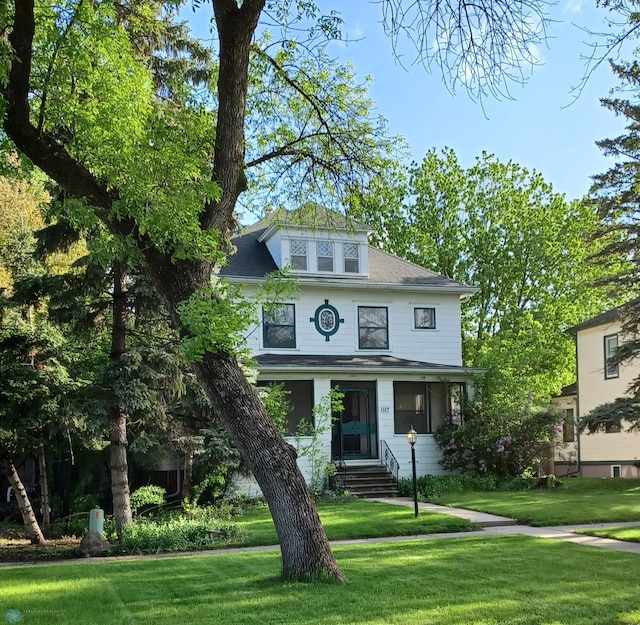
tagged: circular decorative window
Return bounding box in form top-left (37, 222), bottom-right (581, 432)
top-left (310, 300), bottom-right (343, 342)
top-left (320, 308), bottom-right (336, 332)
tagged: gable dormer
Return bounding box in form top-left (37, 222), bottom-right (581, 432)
top-left (257, 206), bottom-right (372, 278)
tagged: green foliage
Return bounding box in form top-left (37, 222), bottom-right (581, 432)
top-left (129, 485), bottom-right (166, 515)
top-left (178, 281), bottom-right (257, 363)
top-left (398, 473), bottom-right (560, 501)
top-left (295, 388), bottom-right (344, 494)
top-left (353, 148), bottom-right (619, 404)
top-left (433, 394), bottom-right (561, 477)
top-left (113, 516), bottom-right (242, 554)
top-left (579, 397), bottom-right (640, 434)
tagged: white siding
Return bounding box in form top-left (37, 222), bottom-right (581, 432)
top-left (244, 284), bottom-right (463, 365)
top-left (264, 231), bottom-right (282, 268)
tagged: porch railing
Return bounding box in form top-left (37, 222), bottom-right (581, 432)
top-left (380, 440), bottom-right (400, 484)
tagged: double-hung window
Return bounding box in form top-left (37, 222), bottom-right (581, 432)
top-left (290, 239), bottom-right (307, 270)
top-left (604, 334), bottom-right (619, 379)
top-left (263, 304), bottom-right (296, 348)
top-left (343, 243), bottom-right (360, 273)
top-left (316, 241), bottom-right (334, 272)
top-left (358, 306), bottom-right (388, 349)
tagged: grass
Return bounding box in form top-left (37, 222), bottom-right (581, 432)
top-left (431, 478), bottom-right (640, 526)
top-left (2, 536), bottom-right (640, 624)
top-left (576, 525), bottom-right (640, 543)
top-left (233, 499), bottom-right (472, 546)
top-left (0, 500), bottom-right (470, 562)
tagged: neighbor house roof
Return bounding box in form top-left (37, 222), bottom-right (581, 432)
top-left (567, 299), bottom-right (640, 334)
top-left (557, 382), bottom-right (577, 397)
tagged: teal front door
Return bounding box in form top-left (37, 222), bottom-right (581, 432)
top-left (333, 388), bottom-right (373, 459)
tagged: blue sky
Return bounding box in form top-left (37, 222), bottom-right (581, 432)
top-left (188, 1), bottom-right (633, 202)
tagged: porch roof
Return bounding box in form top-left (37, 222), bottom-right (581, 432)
top-left (254, 354), bottom-right (481, 376)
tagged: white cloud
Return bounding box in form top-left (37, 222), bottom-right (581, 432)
top-left (563, 0), bottom-right (582, 15)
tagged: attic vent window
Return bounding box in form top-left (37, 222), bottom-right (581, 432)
top-left (344, 243), bottom-right (359, 273)
top-left (290, 239), bottom-right (307, 270)
top-left (317, 241), bottom-right (334, 272)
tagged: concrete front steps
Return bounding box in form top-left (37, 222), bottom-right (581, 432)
top-left (335, 463), bottom-right (399, 498)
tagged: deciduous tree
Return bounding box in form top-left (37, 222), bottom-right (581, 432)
top-left (354, 149), bottom-right (618, 405)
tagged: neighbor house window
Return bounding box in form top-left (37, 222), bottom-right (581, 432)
top-left (343, 242), bottom-right (360, 273)
top-left (358, 306), bottom-right (388, 349)
top-left (612, 465), bottom-right (622, 478)
top-left (414, 307), bottom-right (436, 330)
top-left (605, 421), bottom-right (622, 434)
top-left (604, 334), bottom-right (619, 379)
top-left (258, 380), bottom-right (314, 435)
top-left (562, 408), bottom-right (575, 443)
top-left (290, 239), bottom-right (308, 270)
top-left (316, 240), bottom-right (334, 272)
top-left (263, 304), bottom-right (296, 348)
top-left (393, 382), bottom-right (450, 434)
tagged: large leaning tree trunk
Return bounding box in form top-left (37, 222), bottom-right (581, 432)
top-left (1, 0), bottom-right (344, 581)
top-left (109, 264), bottom-right (133, 535)
top-left (0, 446), bottom-right (45, 545)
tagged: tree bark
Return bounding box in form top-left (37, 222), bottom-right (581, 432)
top-left (37, 443), bottom-right (50, 536)
top-left (110, 264), bottom-right (133, 535)
top-left (0, 447), bottom-right (45, 545)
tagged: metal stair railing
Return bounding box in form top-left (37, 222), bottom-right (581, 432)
top-left (379, 440), bottom-right (399, 484)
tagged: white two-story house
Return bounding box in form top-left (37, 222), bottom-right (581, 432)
top-left (220, 206), bottom-right (478, 491)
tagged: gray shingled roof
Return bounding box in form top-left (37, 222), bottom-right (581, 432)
top-left (254, 354), bottom-right (472, 371)
top-left (220, 225), bottom-right (474, 292)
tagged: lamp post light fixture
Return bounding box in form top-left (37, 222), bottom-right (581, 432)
top-left (407, 426), bottom-right (418, 517)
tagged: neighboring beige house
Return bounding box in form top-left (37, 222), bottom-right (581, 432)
top-left (552, 305), bottom-right (640, 478)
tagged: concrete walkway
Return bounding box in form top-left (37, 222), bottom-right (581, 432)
top-left (3, 498), bottom-right (640, 567)
top-left (372, 497), bottom-right (517, 527)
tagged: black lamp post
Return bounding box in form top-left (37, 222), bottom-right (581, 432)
top-left (407, 426), bottom-right (418, 517)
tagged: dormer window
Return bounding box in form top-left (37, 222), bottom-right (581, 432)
top-left (343, 242), bottom-right (359, 273)
top-left (290, 239), bottom-right (307, 270)
top-left (317, 241), bottom-right (334, 272)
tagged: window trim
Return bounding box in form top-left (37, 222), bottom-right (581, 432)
top-left (413, 306), bottom-right (437, 330)
top-left (357, 305), bottom-right (389, 350)
top-left (611, 465), bottom-right (622, 478)
top-left (262, 303), bottom-right (296, 349)
top-left (604, 334), bottom-right (620, 379)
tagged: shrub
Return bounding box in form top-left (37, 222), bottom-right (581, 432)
top-left (398, 473), bottom-right (561, 501)
top-left (433, 396), bottom-right (561, 477)
top-left (113, 516), bottom-right (243, 554)
top-left (130, 485), bottom-right (166, 515)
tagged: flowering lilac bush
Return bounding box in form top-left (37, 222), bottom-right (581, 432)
top-left (433, 397), bottom-right (561, 477)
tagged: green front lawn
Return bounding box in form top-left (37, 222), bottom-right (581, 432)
top-left (576, 526), bottom-right (640, 543)
top-left (432, 478), bottom-right (640, 526)
top-left (2, 536), bottom-right (640, 624)
top-left (234, 499), bottom-right (471, 546)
